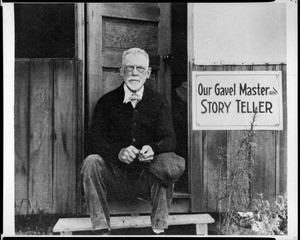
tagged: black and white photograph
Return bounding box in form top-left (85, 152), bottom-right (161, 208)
top-left (3, 1), bottom-right (298, 238)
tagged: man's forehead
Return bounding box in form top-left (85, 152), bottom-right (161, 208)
top-left (123, 53), bottom-right (149, 65)
top-left (124, 52), bottom-right (148, 60)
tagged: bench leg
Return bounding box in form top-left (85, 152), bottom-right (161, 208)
top-left (61, 231), bottom-right (72, 235)
top-left (195, 224), bottom-right (208, 235)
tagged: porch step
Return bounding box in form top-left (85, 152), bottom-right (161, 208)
top-left (53, 213), bottom-right (215, 235)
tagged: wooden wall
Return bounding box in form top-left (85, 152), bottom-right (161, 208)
top-left (14, 59), bottom-right (83, 215)
top-left (15, 59), bottom-right (287, 215)
top-left (191, 64), bottom-right (287, 212)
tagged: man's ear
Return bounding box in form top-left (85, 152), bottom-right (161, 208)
top-left (146, 67), bottom-right (152, 78)
top-left (120, 67), bottom-right (124, 77)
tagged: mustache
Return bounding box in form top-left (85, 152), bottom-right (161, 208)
top-left (128, 78), bottom-right (141, 81)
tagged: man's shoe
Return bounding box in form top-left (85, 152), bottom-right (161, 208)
top-left (152, 230), bottom-right (165, 235)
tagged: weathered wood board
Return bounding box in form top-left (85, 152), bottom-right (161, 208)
top-left (53, 60), bottom-right (78, 213)
top-left (15, 60), bottom-right (30, 214)
top-left (28, 60), bottom-right (54, 213)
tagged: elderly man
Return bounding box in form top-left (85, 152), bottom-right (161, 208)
top-left (82, 48), bottom-right (185, 235)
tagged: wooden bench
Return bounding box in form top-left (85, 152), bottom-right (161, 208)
top-left (53, 214), bottom-right (215, 235)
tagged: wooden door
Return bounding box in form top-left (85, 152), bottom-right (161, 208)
top-left (86, 3), bottom-right (172, 124)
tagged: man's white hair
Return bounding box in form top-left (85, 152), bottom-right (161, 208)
top-left (122, 48), bottom-right (150, 66)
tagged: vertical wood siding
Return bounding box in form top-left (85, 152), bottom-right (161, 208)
top-left (29, 60), bottom-right (54, 213)
top-left (53, 60), bottom-right (78, 213)
top-left (15, 60), bottom-right (30, 215)
top-left (192, 64), bottom-right (287, 212)
top-left (15, 59), bottom-right (83, 215)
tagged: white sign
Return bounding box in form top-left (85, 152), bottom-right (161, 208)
top-left (192, 71), bottom-right (283, 130)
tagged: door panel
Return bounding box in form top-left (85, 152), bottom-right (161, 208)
top-left (103, 18), bottom-right (158, 51)
top-left (100, 3), bottom-right (160, 22)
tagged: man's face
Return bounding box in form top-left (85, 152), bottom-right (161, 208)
top-left (120, 53), bottom-right (151, 92)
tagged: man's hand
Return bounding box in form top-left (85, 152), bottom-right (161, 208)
top-left (118, 145), bottom-right (139, 164)
top-left (138, 145), bottom-right (154, 162)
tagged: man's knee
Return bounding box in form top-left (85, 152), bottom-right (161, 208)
top-left (149, 152), bottom-right (185, 186)
top-left (81, 154), bottom-right (106, 175)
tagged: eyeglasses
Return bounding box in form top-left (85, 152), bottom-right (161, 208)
top-left (121, 65), bottom-right (147, 73)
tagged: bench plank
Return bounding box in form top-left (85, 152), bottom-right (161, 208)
top-left (53, 214), bottom-right (215, 234)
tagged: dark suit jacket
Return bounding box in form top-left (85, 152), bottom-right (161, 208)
top-left (86, 83), bottom-right (177, 172)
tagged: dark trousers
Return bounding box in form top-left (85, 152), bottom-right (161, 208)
top-left (81, 153), bottom-right (185, 231)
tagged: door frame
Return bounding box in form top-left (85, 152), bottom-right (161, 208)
top-left (188, 3), bottom-right (203, 212)
top-left (75, 3), bottom-right (86, 214)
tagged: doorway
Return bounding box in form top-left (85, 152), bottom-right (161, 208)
top-left (81, 3), bottom-right (191, 214)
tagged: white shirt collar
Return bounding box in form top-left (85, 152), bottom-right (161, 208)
top-left (123, 84), bottom-right (144, 103)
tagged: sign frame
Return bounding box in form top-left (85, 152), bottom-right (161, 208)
top-left (192, 71), bottom-right (283, 130)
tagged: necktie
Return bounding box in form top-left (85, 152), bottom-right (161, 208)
top-left (129, 93), bottom-right (141, 108)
